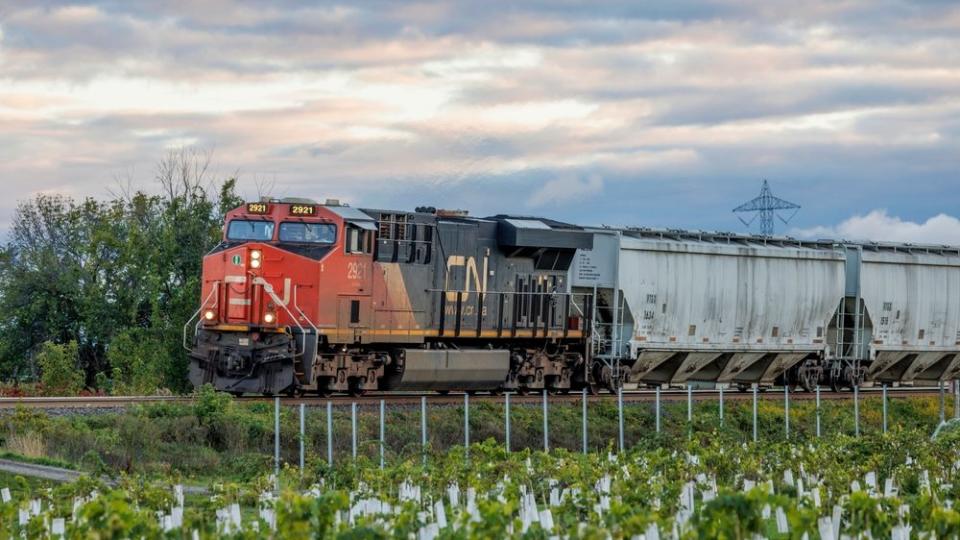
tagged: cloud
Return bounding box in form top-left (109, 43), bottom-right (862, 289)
top-left (0, 1), bottom-right (959, 233)
top-left (528, 174), bottom-right (603, 207)
top-left (791, 210), bottom-right (960, 245)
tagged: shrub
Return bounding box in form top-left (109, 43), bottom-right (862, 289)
top-left (35, 341), bottom-right (84, 395)
top-left (106, 329), bottom-right (167, 395)
top-left (194, 384), bottom-right (234, 426)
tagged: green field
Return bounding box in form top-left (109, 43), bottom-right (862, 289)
top-left (1, 387), bottom-right (958, 537)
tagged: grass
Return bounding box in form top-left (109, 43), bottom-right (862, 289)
top-left (0, 451), bottom-right (77, 470)
top-left (0, 385), bottom-right (954, 483)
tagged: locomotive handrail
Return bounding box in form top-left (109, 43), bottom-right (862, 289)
top-left (292, 285), bottom-right (319, 362)
top-left (182, 282), bottom-right (220, 351)
top-left (426, 288), bottom-right (593, 339)
top-left (423, 288), bottom-right (585, 296)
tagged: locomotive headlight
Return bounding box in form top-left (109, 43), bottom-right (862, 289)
top-left (203, 310), bottom-right (216, 321)
top-left (250, 250), bottom-right (262, 260)
top-left (263, 312), bottom-right (276, 324)
top-left (250, 258), bottom-right (262, 269)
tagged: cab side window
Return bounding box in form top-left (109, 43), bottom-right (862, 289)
top-left (345, 224), bottom-right (372, 254)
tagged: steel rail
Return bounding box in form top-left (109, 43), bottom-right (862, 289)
top-left (0, 386), bottom-right (945, 409)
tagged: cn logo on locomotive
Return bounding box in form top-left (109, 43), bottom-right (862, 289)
top-left (444, 254), bottom-right (488, 302)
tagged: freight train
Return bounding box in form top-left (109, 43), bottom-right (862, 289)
top-left (186, 199), bottom-right (960, 395)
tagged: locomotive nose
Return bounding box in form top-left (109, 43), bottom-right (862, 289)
top-left (213, 244), bottom-right (280, 328)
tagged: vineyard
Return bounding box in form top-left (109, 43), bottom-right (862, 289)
top-left (3, 425), bottom-right (960, 538)
top-left (2, 389), bottom-right (960, 537)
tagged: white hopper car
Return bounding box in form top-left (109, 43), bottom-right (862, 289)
top-left (571, 229), bottom-right (960, 390)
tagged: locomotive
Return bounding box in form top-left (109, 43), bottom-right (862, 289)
top-left (187, 199), bottom-right (602, 396)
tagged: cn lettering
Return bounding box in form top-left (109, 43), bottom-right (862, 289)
top-left (444, 255), bottom-right (488, 302)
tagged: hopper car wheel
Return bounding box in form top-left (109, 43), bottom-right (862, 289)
top-left (798, 367), bottom-right (820, 393)
top-left (348, 379), bottom-right (367, 397)
top-left (586, 383), bottom-right (599, 395)
top-left (318, 389), bottom-right (333, 398)
top-left (516, 386), bottom-right (530, 396)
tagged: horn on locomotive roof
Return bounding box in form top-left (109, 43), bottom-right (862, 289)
top-left (279, 197), bottom-right (320, 205)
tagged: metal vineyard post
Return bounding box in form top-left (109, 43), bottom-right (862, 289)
top-left (326, 401), bottom-right (333, 466)
top-left (542, 389), bottom-right (549, 453)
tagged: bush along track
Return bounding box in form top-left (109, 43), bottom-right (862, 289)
top-left (3, 423), bottom-right (960, 538)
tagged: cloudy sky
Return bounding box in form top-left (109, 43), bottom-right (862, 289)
top-left (2, 1), bottom-right (959, 243)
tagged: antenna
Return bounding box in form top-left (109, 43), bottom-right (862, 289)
top-left (732, 180), bottom-right (800, 236)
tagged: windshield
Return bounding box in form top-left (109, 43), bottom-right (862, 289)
top-left (227, 220), bottom-right (275, 241)
top-left (279, 222), bottom-right (337, 244)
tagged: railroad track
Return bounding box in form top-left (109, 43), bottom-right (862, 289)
top-left (0, 386), bottom-right (947, 409)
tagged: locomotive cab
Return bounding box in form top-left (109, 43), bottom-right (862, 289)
top-left (187, 198), bottom-right (352, 395)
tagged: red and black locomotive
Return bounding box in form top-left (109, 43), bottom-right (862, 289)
top-left (187, 198), bottom-right (600, 396)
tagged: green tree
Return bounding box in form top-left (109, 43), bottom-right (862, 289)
top-left (35, 341), bottom-right (84, 395)
top-left (0, 148), bottom-right (243, 392)
top-left (105, 328), bottom-right (166, 395)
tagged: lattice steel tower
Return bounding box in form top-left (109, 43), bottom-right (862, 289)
top-left (733, 180), bottom-right (800, 237)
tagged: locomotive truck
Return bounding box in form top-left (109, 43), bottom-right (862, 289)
top-left (186, 199), bottom-right (600, 396)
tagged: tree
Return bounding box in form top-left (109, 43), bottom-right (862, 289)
top-left (35, 341), bottom-right (84, 395)
top-left (0, 149), bottom-right (243, 392)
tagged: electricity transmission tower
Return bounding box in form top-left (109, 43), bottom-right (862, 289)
top-left (732, 180), bottom-right (800, 237)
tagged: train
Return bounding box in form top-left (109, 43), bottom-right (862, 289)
top-left (186, 198), bottom-right (960, 395)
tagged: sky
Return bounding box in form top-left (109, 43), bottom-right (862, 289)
top-left (1, 1), bottom-right (959, 243)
